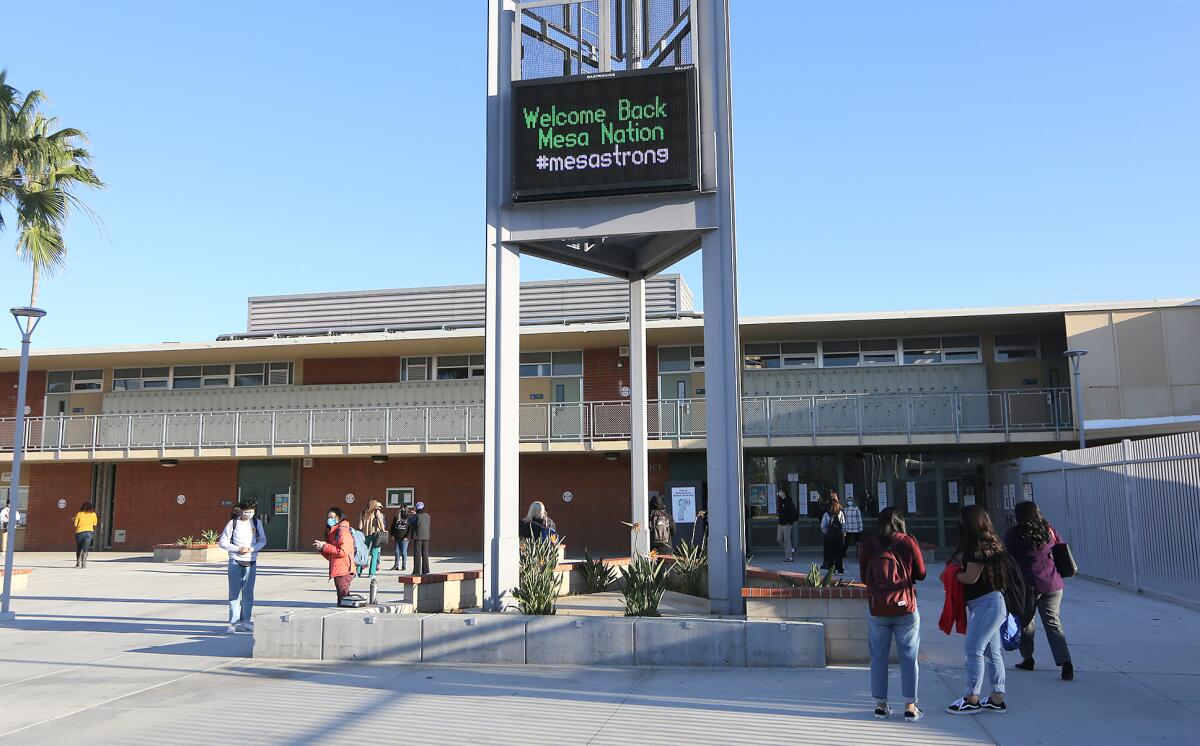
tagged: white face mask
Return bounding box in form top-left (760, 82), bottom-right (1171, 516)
top-left (240, 511), bottom-right (254, 521)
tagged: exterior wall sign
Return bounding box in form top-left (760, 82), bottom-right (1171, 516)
top-left (176, 495), bottom-right (186, 505)
top-left (512, 66), bottom-right (700, 202)
top-left (57, 499), bottom-right (67, 509)
top-left (671, 486), bottom-right (696, 523)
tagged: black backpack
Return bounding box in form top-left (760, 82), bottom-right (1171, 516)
top-left (1001, 553), bottom-right (1036, 628)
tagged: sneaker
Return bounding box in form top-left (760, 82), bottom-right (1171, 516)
top-left (1061, 661), bottom-right (1074, 681)
top-left (782, 556), bottom-right (795, 563)
top-left (946, 698), bottom-right (982, 715)
top-left (874, 703), bottom-right (892, 719)
top-left (224, 624), bottom-right (238, 634)
top-left (982, 698), bottom-right (1007, 714)
top-left (238, 621), bottom-right (255, 633)
top-left (1015, 658), bottom-right (1035, 671)
top-left (904, 707), bottom-right (924, 722)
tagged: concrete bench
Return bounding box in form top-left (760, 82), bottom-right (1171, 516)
top-left (399, 570), bottom-right (482, 612)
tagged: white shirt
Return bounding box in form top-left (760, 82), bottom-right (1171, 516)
top-left (219, 517), bottom-right (267, 563)
top-left (0, 507), bottom-right (19, 526)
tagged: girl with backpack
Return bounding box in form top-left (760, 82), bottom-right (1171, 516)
top-left (1005, 501), bottom-right (1074, 681)
top-left (648, 496), bottom-right (674, 555)
top-left (860, 507), bottom-right (926, 721)
top-left (946, 505), bottom-right (1009, 715)
top-left (820, 493), bottom-right (847, 574)
top-left (357, 499), bottom-right (388, 578)
top-left (389, 506), bottom-right (411, 572)
top-left (218, 500), bottom-right (267, 633)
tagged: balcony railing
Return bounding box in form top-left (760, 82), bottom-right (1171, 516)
top-left (0, 388), bottom-right (1073, 453)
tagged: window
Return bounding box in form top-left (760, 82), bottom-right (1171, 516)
top-left (780, 342), bottom-right (816, 368)
top-left (401, 357), bottom-right (430, 382)
top-left (860, 339), bottom-right (898, 366)
top-left (51, 369), bottom-right (103, 392)
top-left (551, 350), bottom-right (582, 376)
top-left (436, 354), bottom-right (485, 380)
top-left (234, 363), bottom-right (265, 387)
top-left (202, 364), bottom-right (231, 387)
top-left (658, 346), bottom-right (703, 373)
top-left (994, 334), bottom-right (1040, 362)
top-left (821, 340), bottom-right (860, 368)
top-left (745, 342), bottom-right (815, 369)
top-left (744, 343), bottom-right (780, 370)
top-left (172, 366), bottom-right (203, 389)
top-left (942, 336), bottom-right (981, 363)
top-left (520, 352), bottom-right (552, 377)
top-left (903, 337), bottom-right (942, 365)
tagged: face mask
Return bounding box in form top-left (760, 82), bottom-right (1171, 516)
top-left (327, 517), bottom-right (337, 527)
top-left (240, 511), bottom-right (254, 521)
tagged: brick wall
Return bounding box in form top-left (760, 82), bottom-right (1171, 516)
top-left (583, 346), bottom-right (658, 402)
top-left (298, 452), bottom-right (668, 555)
top-left (2, 370), bottom-right (46, 418)
top-left (302, 357), bottom-right (400, 385)
top-left (25, 462), bottom-right (94, 550)
top-left (111, 460), bottom-right (239, 550)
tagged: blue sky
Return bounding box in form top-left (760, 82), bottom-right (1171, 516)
top-left (2, 1), bottom-right (1197, 349)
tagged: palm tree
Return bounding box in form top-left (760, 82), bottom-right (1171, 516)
top-left (0, 70), bottom-right (104, 317)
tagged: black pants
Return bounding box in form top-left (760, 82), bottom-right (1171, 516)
top-left (823, 533), bottom-right (845, 572)
top-left (411, 539), bottom-right (430, 575)
top-left (75, 531), bottom-right (94, 559)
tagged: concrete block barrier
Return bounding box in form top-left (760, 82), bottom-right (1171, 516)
top-left (252, 608), bottom-right (339, 660)
top-left (525, 616), bottom-right (634, 666)
top-left (745, 620), bottom-right (826, 668)
top-left (634, 618), bottom-right (747, 667)
top-left (421, 614), bottom-right (526, 664)
top-left (323, 613), bottom-right (426, 661)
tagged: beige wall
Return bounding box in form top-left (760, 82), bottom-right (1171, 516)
top-left (1065, 307), bottom-right (1200, 423)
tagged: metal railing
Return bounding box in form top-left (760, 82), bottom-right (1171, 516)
top-left (0, 388), bottom-right (1072, 453)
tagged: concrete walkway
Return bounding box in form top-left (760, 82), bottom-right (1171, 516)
top-left (0, 551), bottom-right (1196, 744)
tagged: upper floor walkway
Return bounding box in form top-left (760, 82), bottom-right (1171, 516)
top-left (0, 387), bottom-right (1075, 461)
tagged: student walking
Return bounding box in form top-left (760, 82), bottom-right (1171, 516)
top-left (1005, 500), bottom-right (1074, 680)
top-left (411, 502), bottom-right (431, 575)
top-left (218, 500), bottom-right (267, 633)
top-left (946, 505), bottom-right (1009, 715)
top-left (649, 496), bottom-right (674, 555)
top-left (860, 507), bottom-right (926, 722)
top-left (72, 501), bottom-right (98, 568)
top-left (314, 507), bottom-right (355, 605)
top-left (389, 506), bottom-right (411, 571)
top-left (776, 489), bottom-right (798, 562)
top-left (820, 493), bottom-right (848, 574)
top-left (357, 499), bottom-right (388, 577)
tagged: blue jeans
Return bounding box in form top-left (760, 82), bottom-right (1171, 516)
top-left (964, 591), bottom-right (1006, 697)
top-left (867, 609), bottom-right (921, 703)
top-left (227, 560), bottom-right (257, 625)
top-left (393, 538), bottom-right (409, 569)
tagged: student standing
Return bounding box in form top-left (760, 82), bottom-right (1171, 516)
top-left (860, 507), bottom-right (926, 722)
top-left (72, 501), bottom-right (98, 568)
top-left (411, 502), bottom-right (431, 575)
top-left (357, 499), bottom-right (387, 578)
top-left (314, 507), bottom-right (355, 605)
top-left (820, 493), bottom-right (848, 574)
top-left (520, 501), bottom-right (557, 541)
top-left (218, 500), bottom-right (267, 633)
top-left (946, 505), bottom-right (1009, 715)
top-left (776, 489), bottom-right (798, 562)
top-left (648, 496), bottom-right (674, 555)
top-left (1005, 501), bottom-right (1074, 681)
top-left (389, 507), bottom-right (411, 571)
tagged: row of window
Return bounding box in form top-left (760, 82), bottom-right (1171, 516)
top-left (47, 363), bottom-right (295, 393)
top-left (400, 352), bottom-right (585, 382)
top-left (731, 334), bottom-right (1041, 370)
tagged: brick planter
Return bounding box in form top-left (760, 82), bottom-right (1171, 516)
top-left (153, 544), bottom-right (226, 563)
top-left (743, 566), bottom-right (872, 664)
top-left (399, 570), bottom-right (483, 612)
top-left (0, 568), bottom-right (32, 591)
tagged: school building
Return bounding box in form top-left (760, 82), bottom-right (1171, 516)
top-left (3, 276), bottom-right (1198, 555)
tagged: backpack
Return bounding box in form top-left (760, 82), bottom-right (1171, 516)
top-left (226, 518), bottom-right (266, 567)
top-left (349, 527), bottom-right (370, 567)
top-left (865, 536), bottom-right (916, 616)
top-left (651, 511), bottom-right (672, 545)
top-left (1001, 552), bottom-right (1036, 628)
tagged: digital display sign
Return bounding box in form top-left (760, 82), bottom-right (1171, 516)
top-left (511, 66), bottom-right (700, 203)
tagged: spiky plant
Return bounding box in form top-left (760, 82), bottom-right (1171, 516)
top-left (579, 549), bottom-right (616, 594)
top-left (511, 536), bottom-right (561, 615)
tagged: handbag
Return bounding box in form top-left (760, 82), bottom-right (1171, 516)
top-left (1000, 613), bottom-right (1022, 651)
top-left (1051, 542), bottom-right (1077, 578)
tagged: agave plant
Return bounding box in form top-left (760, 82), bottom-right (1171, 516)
top-left (511, 536), bottom-right (561, 615)
top-left (670, 539), bottom-right (708, 598)
top-left (199, 529), bottom-right (220, 545)
top-left (175, 535), bottom-right (195, 547)
top-left (619, 553), bottom-right (667, 617)
top-left (579, 549), bottom-right (616, 594)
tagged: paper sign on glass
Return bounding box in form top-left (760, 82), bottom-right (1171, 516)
top-left (767, 484), bottom-right (777, 515)
top-left (948, 482), bottom-right (959, 505)
top-left (788, 473), bottom-right (799, 482)
top-left (906, 481), bottom-right (918, 513)
top-left (964, 491), bottom-right (976, 507)
top-left (809, 490), bottom-right (820, 503)
top-left (671, 486), bottom-right (696, 523)
top-left (877, 482), bottom-right (888, 509)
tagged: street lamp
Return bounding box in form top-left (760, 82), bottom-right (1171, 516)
top-left (1064, 349), bottom-right (1088, 450)
top-left (1, 306), bottom-right (46, 622)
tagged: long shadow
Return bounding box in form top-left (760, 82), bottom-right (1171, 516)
top-left (13, 595), bottom-right (332, 609)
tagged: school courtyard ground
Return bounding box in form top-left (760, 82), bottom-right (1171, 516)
top-left (0, 551), bottom-right (1196, 745)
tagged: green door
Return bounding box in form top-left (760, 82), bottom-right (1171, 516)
top-left (237, 460), bottom-right (292, 550)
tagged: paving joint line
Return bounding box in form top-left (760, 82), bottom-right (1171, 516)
top-left (585, 667), bottom-right (649, 745)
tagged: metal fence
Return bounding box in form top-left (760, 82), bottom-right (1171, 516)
top-left (1020, 430), bottom-right (1200, 605)
top-left (0, 389), bottom-right (1071, 454)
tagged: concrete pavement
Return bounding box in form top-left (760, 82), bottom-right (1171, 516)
top-left (0, 550), bottom-right (1196, 744)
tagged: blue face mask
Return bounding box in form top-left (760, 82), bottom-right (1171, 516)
top-left (326, 517), bottom-right (337, 527)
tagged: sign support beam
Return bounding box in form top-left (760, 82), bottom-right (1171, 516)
top-left (629, 274), bottom-right (650, 556)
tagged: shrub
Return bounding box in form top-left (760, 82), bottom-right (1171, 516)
top-left (670, 539), bottom-right (708, 598)
top-left (579, 549), bottom-right (616, 594)
top-left (175, 535), bottom-right (196, 547)
top-left (511, 537), bottom-right (561, 615)
top-left (620, 554), bottom-right (667, 617)
top-left (200, 529), bottom-right (220, 545)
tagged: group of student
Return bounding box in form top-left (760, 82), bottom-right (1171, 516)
top-left (774, 489), bottom-right (863, 573)
top-left (859, 500), bottom-right (1074, 721)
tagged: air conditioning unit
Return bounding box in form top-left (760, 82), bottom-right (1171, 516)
top-left (618, 346), bottom-right (630, 357)
top-left (302, 458), bottom-right (314, 468)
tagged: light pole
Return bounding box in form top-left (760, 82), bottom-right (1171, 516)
top-left (1064, 349), bottom-right (1088, 450)
top-left (1, 306), bottom-right (45, 622)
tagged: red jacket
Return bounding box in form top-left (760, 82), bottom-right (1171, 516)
top-left (320, 520), bottom-right (354, 579)
top-left (939, 561), bottom-right (967, 635)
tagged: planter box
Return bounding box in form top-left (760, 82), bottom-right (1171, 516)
top-left (0, 568), bottom-right (31, 591)
top-left (399, 570), bottom-right (482, 612)
top-left (153, 544), bottom-right (225, 563)
top-left (744, 581), bottom-right (874, 664)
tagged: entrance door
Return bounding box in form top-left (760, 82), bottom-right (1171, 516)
top-left (549, 377), bottom-right (582, 439)
top-left (237, 460), bottom-right (292, 549)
